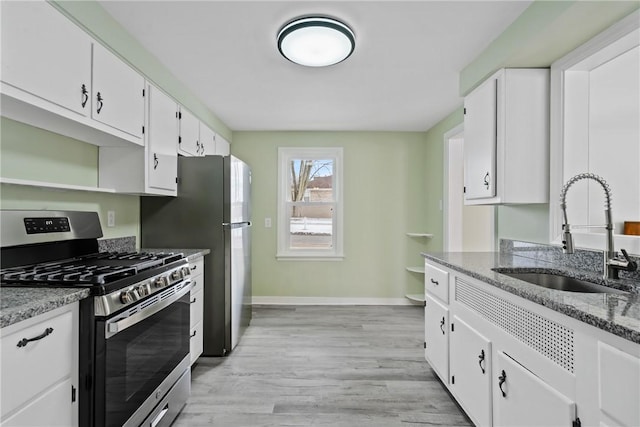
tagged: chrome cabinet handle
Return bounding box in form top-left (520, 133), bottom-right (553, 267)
top-left (96, 92), bottom-right (104, 114)
top-left (81, 84), bottom-right (89, 108)
top-left (478, 349), bottom-right (486, 374)
top-left (484, 172), bottom-right (490, 189)
top-left (430, 278), bottom-right (439, 285)
top-left (17, 327), bottom-right (54, 348)
top-left (498, 370), bottom-right (507, 397)
top-left (439, 317), bottom-right (445, 335)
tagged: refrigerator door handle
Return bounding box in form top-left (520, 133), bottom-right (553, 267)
top-left (223, 222), bottom-right (251, 229)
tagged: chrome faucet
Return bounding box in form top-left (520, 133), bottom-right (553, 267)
top-left (560, 173), bottom-right (637, 280)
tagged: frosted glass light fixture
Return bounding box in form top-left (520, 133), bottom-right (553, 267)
top-left (277, 16), bottom-right (355, 67)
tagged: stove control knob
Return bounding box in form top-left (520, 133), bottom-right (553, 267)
top-left (181, 266), bottom-right (191, 277)
top-left (154, 276), bottom-right (167, 288)
top-left (171, 270), bottom-right (182, 281)
top-left (120, 290), bottom-right (137, 304)
top-left (137, 284), bottom-right (151, 297)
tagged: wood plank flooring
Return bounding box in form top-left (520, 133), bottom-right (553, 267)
top-left (173, 305), bottom-right (472, 426)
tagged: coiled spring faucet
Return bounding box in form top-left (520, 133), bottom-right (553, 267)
top-left (560, 173), bottom-right (637, 280)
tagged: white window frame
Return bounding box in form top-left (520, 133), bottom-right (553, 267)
top-left (277, 147), bottom-right (344, 260)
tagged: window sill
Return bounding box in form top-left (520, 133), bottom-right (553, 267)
top-left (276, 253), bottom-right (344, 262)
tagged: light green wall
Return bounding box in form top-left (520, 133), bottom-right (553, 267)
top-left (51, 0), bottom-right (231, 141)
top-left (460, 0), bottom-right (640, 95)
top-left (0, 118), bottom-right (139, 240)
top-left (231, 131), bottom-right (427, 298)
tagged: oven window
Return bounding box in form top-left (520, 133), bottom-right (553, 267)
top-left (102, 293), bottom-right (189, 427)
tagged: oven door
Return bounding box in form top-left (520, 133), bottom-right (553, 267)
top-left (95, 283), bottom-right (190, 427)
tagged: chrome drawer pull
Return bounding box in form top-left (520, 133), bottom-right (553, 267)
top-left (17, 327), bottom-right (54, 348)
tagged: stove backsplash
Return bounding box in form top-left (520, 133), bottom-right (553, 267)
top-left (501, 239), bottom-right (640, 282)
top-left (98, 236), bottom-right (136, 253)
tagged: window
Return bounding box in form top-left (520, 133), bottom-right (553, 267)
top-left (277, 147), bottom-right (343, 260)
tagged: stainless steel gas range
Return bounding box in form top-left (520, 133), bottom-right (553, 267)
top-left (0, 210), bottom-right (192, 427)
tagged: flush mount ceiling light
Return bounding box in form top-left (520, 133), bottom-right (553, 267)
top-left (277, 16), bottom-right (355, 67)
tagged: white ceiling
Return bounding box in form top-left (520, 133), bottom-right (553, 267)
top-left (98, 1), bottom-right (532, 132)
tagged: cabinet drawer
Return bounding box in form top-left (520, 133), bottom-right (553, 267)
top-left (190, 289), bottom-right (204, 327)
top-left (190, 271), bottom-right (204, 295)
top-left (425, 262), bottom-right (449, 303)
top-left (1, 309), bottom-right (74, 417)
top-left (190, 322), bottom-right (203, 365)
top-left (189, 257), bottom-right (204, 278)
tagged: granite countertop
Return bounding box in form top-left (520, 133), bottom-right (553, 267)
top-left (422, 252), bottom-right (640, 344)
top-left (141, 248), bottom-right (211, 262)
top-left (0, 288), bottom-right (90, 329)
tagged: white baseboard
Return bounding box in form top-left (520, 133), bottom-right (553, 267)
top-left (251, 296), bottom-right (415, 306)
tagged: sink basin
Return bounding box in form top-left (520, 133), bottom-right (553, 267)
top-left (495, 270), bottom-right (628, 294)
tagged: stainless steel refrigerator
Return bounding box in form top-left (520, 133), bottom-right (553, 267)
top-left (140, 155), bottom-right (251, 356)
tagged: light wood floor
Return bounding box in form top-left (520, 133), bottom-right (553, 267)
top-left (173, 305), bottom-right (472, 426)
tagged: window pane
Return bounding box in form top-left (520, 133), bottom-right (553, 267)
top-left (289, 204), bottom-right (333, 249)
top-left (288, 159), bottom-right (334, 202)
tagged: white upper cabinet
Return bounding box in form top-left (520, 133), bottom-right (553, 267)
top-left (199, 123), bottom-right (215, 156)
top-left (0, 1), bottom-right (145, 147)
top-left (214, 133), bottom-right (231, 157)
top-left (464, 77), bottom-right (497, 200)
top-left (202, 126), bottom-right (231, 157)
top-left (464, 68), bottom-right (549, 205)
top-left (178, 107), bottom-right (201, 156)
top-left (91, 43), bottom-right (145, 141)
top-left (146, 85), bottom-right (178, 193)
top-left (98, 83), bottom-right (177, 196)
top-left (1, 1), bottom-right (92, 117)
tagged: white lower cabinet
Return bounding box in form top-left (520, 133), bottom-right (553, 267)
top-left (423, 260), bottom-right (636, 427)
top-left (492, 351), bottom-right (576, 427)
top-left (189, 256), bottom-right (205, 365)
top-left (0, 303), bottom-right (78, 427)
top-left (596, 341), bottom-right (640, 427)
top-left (450, 315), bottom-right (492, 427)
top-left (424, 293), bottom-right (449, 383)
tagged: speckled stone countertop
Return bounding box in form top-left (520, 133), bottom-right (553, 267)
top-left (422, 252), bottom-right (640, 344)
top-left (0, 288), bottom-right (90, 329)
top-left (141, 248), bottom-right (210, 262)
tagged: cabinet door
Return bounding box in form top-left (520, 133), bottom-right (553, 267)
top-left (493, 351), bottom-right (576, 427)
top-left (92, 43), bottom-right (145, 140)
top-left (199, 123), bottom-right (216, 156)
top-left (178, 108), bottom-right (201, 156)
top-left (464, 73), bottom-right (497, 200)
top-left (2, 378), bottom-right (73, 427)
top-left (597, 341), bottom-right (640, 427)
top-left (215, 134), bottom-right (231, 156)
top-left (450, 316), bottom-right (492, 427)
top-left (147, 85), bottom-right (178, 192)
top-left (1, 1), bottom-right (91, 116)
top-left (190, 322), bottom-right (203, 365)
top-left (425, 293), bottom-right (449, 383)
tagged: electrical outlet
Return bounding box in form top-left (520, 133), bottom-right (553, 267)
top-left (107, 210), bottom-right (116, 227)
top-left (265, 217), bottom-right (272, 228)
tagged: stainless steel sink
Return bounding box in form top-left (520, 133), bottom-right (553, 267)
top-left (495, 270), bottom-right (628, 294)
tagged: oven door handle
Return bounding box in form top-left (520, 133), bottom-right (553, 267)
top-left (106, 281), bottom-right (191, 338)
